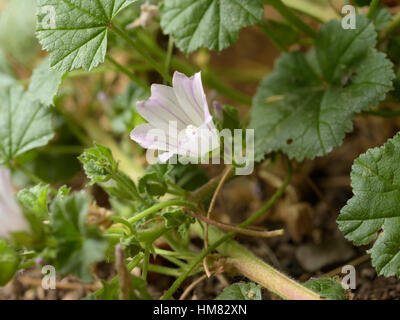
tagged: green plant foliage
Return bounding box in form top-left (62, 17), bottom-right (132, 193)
top-left (50, 192), bottom-right (108, 281)
top-left (0, 240), bottom-right (19, 286)
top-left (0, 85), bottom-right (55, 164)
top-left (338, 133), bottom-right (400, 278)
top-left (79, 143), bottom-right (119, 185)
top-left (160, 0), bottom-right (264, 54)
top-left (36, 0), bottom-right (136, 72)
top-left (304, 278), bottom-right (347, 300)
top-left (28, 57), bottom-right (65, 106)
top-left (216, 282), bottom-right (262, 300)
top-left (251, 15), bottom-right (394, 161)
top-left (17, 184), bottom-right (49, 220)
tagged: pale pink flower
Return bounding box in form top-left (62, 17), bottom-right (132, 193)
top-left (130, 71), bottom-right (220, 162)
top-left (0, 167), bottom-right (30, 239)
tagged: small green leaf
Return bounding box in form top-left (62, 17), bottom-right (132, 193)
top-left (0, 85), bottom-right (55, 164)
top-left (162, 207), bottom-right (194, 238)
top-left (304, 278), bottom-right (347, 300)
top-left (371, 7), bottom-right (392, 32)
top-left (79, 143), bottom-right (118, 185)
top-left (50, 192), bottom-right (108, 281)
top-left (251, 15), bottom-right (394, 161)
top-left (169, 164), bottom-right (209, 191)
top-left (29, 57), bottom-right (65, 106)
top-left (160, 0), bottom-right (264, 54)
top-left (216, 282), bottom-right (261, 300)
top-left (138, 163), bottom-right (172, 197)
top-left (0, 240), bottom-right (19, 286)
top-left (17, 184), bottom-right (49, 220)
top-left (36, 0), bottom-right (136, 72)
top-left (338, 133), bottom-right (400, 277)
top-left (138, 171), bottom-right (168, 197)
top-left (91, 276), bottom-right (152, 300)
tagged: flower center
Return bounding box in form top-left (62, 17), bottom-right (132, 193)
top-left (185, 124), bottom-right (198, 138)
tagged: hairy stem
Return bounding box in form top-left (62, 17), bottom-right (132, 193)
top-left (202, 223), bottom-right (321, 300)
top-left (367, 0), bottom-right (381, 19)
top-left (161, 161), bottom-right (310, 300)
top-left (127, 199), bottom-right (198, 224)
top-left (187, 210), bottom-right (284, 238)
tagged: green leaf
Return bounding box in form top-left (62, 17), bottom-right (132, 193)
top-left (0, 85), bottom-right (55, 164)
top-left (50, 192), bottom-right (108, 281)
top-left (138, 163), bottom-right (172, 197)
top-left (169, 164), bottom-right (209, 191)
top-left (160, 0), bottom-right (264, 54)
top-left (17, 184), bottom-right (49, 220)
top-left (162, 207), bottom-right (194, 238)
top-left (79, 143), bottom-right (143, 203)
top-left (371, 7), bottom-right (392, 32)
top-left (215, 282), bottom-right (261, 300)
top-left (36, 0), bottom-right (136, 72)
top-left (251, 15), bottom-right (394, 161)
top-left (338, 132), bottom-right (400, 277)
top-left (0, 240), bottom-right (19, 286)
top-left (304, 278), bottom-right (347, 300)
top-left (90, 276), bottom-right (152, 300)
top-left (29, 57), bottom-right (65, 106)
top-left (78, 143), bottom-right (118, 185)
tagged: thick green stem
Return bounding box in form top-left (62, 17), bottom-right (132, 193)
top-left (147, 264), bottom-right (183, 277)
top-left (127, 200), bottom-right (198, 224)
top-left (264, 0), bottom-right (317, 39)
top-left (367, 0), bottom-right (381, 19)
top-left (142, 244), bottom-right (151, 280)
top-left (164, 36), bottom-right (174, 83)
top-left (196, 222), bottom-right (321, 300)
top-left (162, 161), bottom-right (319, 300)
top-left (110, 170), bottom-right (149, 206)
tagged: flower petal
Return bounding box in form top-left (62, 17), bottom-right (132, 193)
top-left (136, 84), bottom-right (193, 131)
top-left (177, 121), bottom-right (220, 158)
top-left (0, 167), bottom-right (30, 238)
top-left (172, 71), bottom-right (212, 127)
top-left (130, 123), bottom-right (178, 151)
